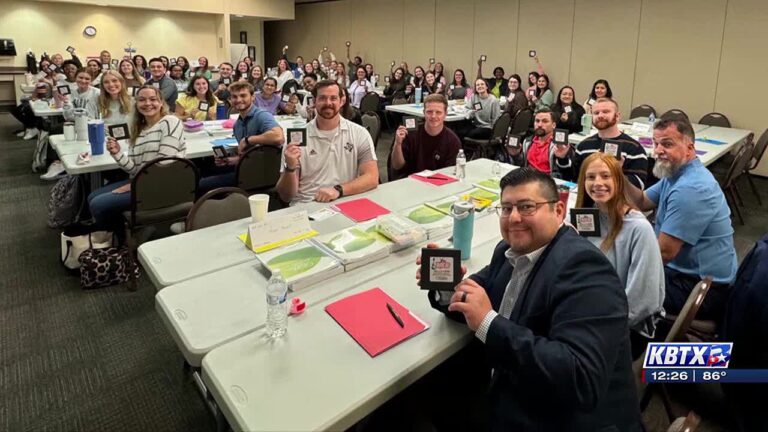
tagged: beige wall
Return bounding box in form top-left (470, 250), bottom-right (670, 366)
top-left (230, 18), bottom-right (265, 66)
top-left (34, 0), bottom-right (293, 19)
top-left (264, 0), bottom-right (768, 151)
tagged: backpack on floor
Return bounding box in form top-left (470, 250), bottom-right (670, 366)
top-left (32, 130), bottom-right (50, 172)
top-left (47, 174), bottom-right (86, 229)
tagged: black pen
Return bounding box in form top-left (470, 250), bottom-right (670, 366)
top-left (386, 303), bottom-right (405, 328)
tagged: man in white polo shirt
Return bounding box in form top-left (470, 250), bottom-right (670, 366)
top-left (277, 79), bottom-right (379, 205)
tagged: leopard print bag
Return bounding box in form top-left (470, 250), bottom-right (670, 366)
top-left (78, 236), bottom-right (140, 289)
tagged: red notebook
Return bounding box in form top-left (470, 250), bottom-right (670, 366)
top-left (409, 172), bottom-right (459, 186)
top-left (333, 198), bottom-right (390, 222)
top-left (325, 288), bottom-right (430, 357)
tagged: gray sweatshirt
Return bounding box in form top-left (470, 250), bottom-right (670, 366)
top-left (470, 93), bottom-right (501, 128)
top-left (588, 209), bottom-right (665, 338)
top-left (63, 86), bottom-right (100, 121)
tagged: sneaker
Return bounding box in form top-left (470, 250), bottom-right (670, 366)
top-left (40, 161), bottom-right (65, 180)
top-left (15, 130), bottom-right (26, 137)
top-left (23, 128), bottom-right (39, 140)
top-left (170, 221), bottom-right (186, 234)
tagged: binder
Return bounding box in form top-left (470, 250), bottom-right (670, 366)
top-left (325, 288), bottom-right (429, 357)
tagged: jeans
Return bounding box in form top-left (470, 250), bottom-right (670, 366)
top-left (88, 179), bottom-right (131, 230)
top-left (663, 266), bottom-right (729, 322)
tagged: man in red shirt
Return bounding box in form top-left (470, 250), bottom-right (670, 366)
top-left (390, 94), bottom-right (461, 179)
top-left (526, 108), bottom-right (557, 174)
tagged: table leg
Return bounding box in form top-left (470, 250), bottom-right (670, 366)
top-left (89, 172), bottom-right (102, 191)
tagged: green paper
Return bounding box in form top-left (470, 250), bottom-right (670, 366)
top-left (267, 246), bottom-right (324, 279)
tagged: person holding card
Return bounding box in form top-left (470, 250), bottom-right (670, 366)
top-left (345, 46), bottom-right (363, 84)
top-left (211, 62), bottom-right (235, 105)
top-left (176, 56), bottom-right (190, 76)
top-left (624, 116), bottom-right (737, 323)
top-left (97, 71), bottom-right (134, 126)
top-left (99, 50), bottom-right (112, 69)
top-left (553, 98), bottom-right (648, 188)
top-left (529, 74), bottom-right (554, 110)
top-left (191, 56), bottom-right (213, 80)
top-left (252, 77), bottom-right (285, 115)
top-left (464, 79), bottom-right (501, 144)
top-left (390, 94), bottom-right (460, 179)
top-left (444, 69), bottom-right (471, 101)
top-left (233, 61), bottom-right (250, 82)
top-left (62, 69), bottom-right (101, 122)
top-left (175, 76), bottom-right (218, 121)
top-left (119, 59), bottom-right (145, 88)
top-left (198, 81), bottom-right (284, 191)
top-left (503, 74), bottom-right (527, 119)
top-left (552, 85), bottom-right (585, 134)
top-left (275, 58), bottom-right (295, 90)
top-left (420, 167), bottom-right (642, 431)
top-left (169, 65), bottom-right (189, 93)
top-left (383, 68), bottom-right (408, 101)
top-left (583, 79), bottom-right (612, 114)
top-left (276, 80), bottom-right (378, 205)
top-left (476, 60), bottom-right (507, 99)
top-left (88, 85), bottom-right (186, 232)
top-left (348, 66), bottom-right (371, 109)
top-left (132, 55), bottom-right (150, 81)
top-left (86, 59), bottom-right (104, 88)
top-left (575, 153), bottom-right (665, 358)
top-left (146, 57), bottom-right (178, 111)
top-left (422, 71), bottom-right (442, 96)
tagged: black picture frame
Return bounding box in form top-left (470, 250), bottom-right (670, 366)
top-left (420, 248), bottom-right (462, 291)
top-left (198, 101), bottom-right (210, 111)
top-left (56, 85), bottom-right (70, 95)
top-left (107, 123), bottom-right (130, 140)
top-left (553, 128), bottom-right (569, 146)
top-left (529, 49), bottom-right (537, 58)
top-left (602, 139), bottom-right (622, 158)
top-left (286, 128), bottom-right (307, 146)
top-left (569, 208), bottom-right (601, 237)
top-left (403, 116), bottom-right (417, 131)
top-left (506, 134), bottom-right (521, 148)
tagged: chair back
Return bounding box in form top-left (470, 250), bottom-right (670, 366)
top-left (723, 140), bottom-right (754, 188)
top-left (359, 92), bottom-right (380, 114)
top-left (698, 112), bottom-right (731, 128)
top-left (665, 277), bottom-right (713, 342)
top-left (661, 109), bottom-right (689, 121)
top-left (449, 86), bottom-right (467, 100)
top-left (361, 111), bottom-right (381, 149)
top-left (391, 94), bottom-right (408, 105)
top-left (630, 104), bottom-right (656, 119)
top-left (185, 187), bottom-right (250, 232)
top-left (281, 79), bottom-right (299, 96)
top-left (236, 145), bottom-right (282, 192)
top-left (510, 109), bottom-right (533, 136)
top-left (491, 112), bottom-right (512, 141)
top-left (749, 128), bottom-right (768, 170)
top-left (130, 157), bottom-right (199, 224)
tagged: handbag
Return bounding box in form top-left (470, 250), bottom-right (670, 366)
top-left (78, 235), bottom-right (140, 289)
top-left (60, 224), bottom-right (113, 271)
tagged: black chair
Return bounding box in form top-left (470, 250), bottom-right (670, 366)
top-left (361, 111), bottom-right (381, 149)
top-left (447, 86), bottom-right (467, 100)
top-left (359, 92), bottom-right (380, 115)
top-left (510, 109), bottom-right (533, 138)
top-left (661, 109), bottom-right (689, 121)
top-left (629, 104), bottom-right (656, 119)
top-left (698, 112), bottom-right (731, 128)
top-left (185, 187), bottom-right (250, 232)
top-left (235, 145), bottom-right (282, 194)
top-left (463, 112), bottom-right (511, 160)
top-left (746, 128), bottom-right (768, 205)
top-left (720, 139), bottom-right (755, 225)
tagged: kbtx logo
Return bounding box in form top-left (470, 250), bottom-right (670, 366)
top-left (642, 343), bottom-right (733, 369)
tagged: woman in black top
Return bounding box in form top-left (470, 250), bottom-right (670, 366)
top-left (504, 74), bottom-right (528, 119)
top-left (445, 69), bottom-right (470, 100)
top-left (422, 71), bottom-right (442, 96)
top-left (552, 85), bottom-right (585, 134)
top-left (410, 66), bottom-right (426, 89)
top-left (584, 79), bottom-right (613, 114)
top-left (384, 67), bottom-right (407, 100)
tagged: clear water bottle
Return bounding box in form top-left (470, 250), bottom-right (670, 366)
top-left (265, 270), bottom-right (288, 339)
top-left (648, 112), bottom-right (656, 124)
top-left (455, 149), bottom-right (466, 180)
top-left (492, 161), bottom-right (501, 178)
top-left (415, 87), bottom-right (423, 104)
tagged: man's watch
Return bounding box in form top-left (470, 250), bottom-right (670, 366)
top-left (284, 163), bottom-right (299, 172)
top-left (333, 184), bottom-right (344, 198)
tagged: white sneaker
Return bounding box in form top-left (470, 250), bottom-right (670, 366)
top-left (170, 221), bottom-right (186, 234)
top-left (40, 161), bottom-right (65, 180)
top-left (23, 128), bottom-right (39, 140)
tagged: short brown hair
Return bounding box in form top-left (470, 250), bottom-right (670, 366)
top-left (312, 79), bottom-right (343, 98)
top-left (594, 97), bottom-right (619, 111)
top-left (654, 116), bottom-right (695, 143)
top-left (228, 81), bottom-right (254, 95)
top-left (423, 94), bottom-right (447, 110)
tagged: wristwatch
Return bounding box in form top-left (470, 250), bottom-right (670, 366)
top-left (333, 184), bottom-right (344, 198)
top-left (284, 163), bottom-right (299, 172)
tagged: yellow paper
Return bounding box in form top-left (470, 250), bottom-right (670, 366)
top-left (238, 230), bottom-right (318, 254)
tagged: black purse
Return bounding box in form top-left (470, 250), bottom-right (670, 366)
top-left (78, 234), bottom-right (140, 290)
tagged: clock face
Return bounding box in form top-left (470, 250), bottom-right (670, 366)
top-left (84, 26), bottom-right (97, 37)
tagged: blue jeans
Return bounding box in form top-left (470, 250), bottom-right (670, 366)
top-left (199, 171), bottom-right (236, 194)
top-left (88, 179), bottom-right (131, 228)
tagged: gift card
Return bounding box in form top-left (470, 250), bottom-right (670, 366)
top-left (403, 116), bottom-right (417, 131)
top-left (553, 128), bottom-right (569, 146)
top-left (480, 55), bottom-right (487, 62)
top-left (170, 57), bottom-right (177, 65)
top-left (429, 58), bottom-right (435, 64)
top-left (198, 101), bottom-right (210, 111)
top-left (287, 127), bottom-right (307, 146)
top-left (56, 85), bottom-right (70, 95)
top-left (48, 64), bottom-right (58, 73)
top-left (66, 46), bottom-right (75, 54)
top-left (222, 77), bottom-right (232, 85)
top-left (603, 140), bottom-right (620, 157)
top-left (128, 86), bottom-right (137, 96)
top-left (570, 208), bottom-right (601, 237)
top-left (507, 134), bottom-right (520, 148)
top-left (473, 102), bottom-right (482, 111)
top-left (564, 105), bottom-right (572, 113)
top-left (588, 98), bottom-right (595, 106)
top-left (450, 84), bottom-right (455, 90)
top-left (282, 94), bottom-right (290, 102)
top-left (323, 46), bottom-right (328, 51)
top-left (420, 248), bottom-right (462, 291)
top-left (102, 64), bottom-right (109, 71)
top-left (108, 123), bottom-right (130, 140)
top-left (306, 96), bottom-right (314, 107)
top-left (528, 50), bottom-right (537, 58)
top-left (390, 60), bottom-right (396, 67)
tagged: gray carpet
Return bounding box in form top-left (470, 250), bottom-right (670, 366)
top-left (0, 113), bottom-right (764, 431)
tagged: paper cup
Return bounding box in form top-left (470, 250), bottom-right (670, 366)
top-left (63, 122), bottom-right (76, 141)
top-left (557, 186), bottom-right (570, 211)
top-left (249, 194), bottom-right (269, 223)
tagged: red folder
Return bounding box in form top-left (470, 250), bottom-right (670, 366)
top-left (409, 172), bottom-right (459, 186)
top-left (325, 287), bottom-right (429, 357)
top-left (333, 198), bottom-right (390, 222)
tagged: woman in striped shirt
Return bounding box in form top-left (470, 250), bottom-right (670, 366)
top-left (87, 85), bottom-right (186, 230)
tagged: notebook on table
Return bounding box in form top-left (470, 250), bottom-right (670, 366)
top-left (333, 198), bottom-right (390, 222)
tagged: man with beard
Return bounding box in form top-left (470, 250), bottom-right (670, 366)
top-left (554, 98), bottom-right (648, 188)
top-left (390, 94), bottom-right (461, 179)
top-left (210, 62), bottom-right (234, 106)
top-left (420, 168), bottom-right (642, 431)
top-left (198, 81), bottom-right (284, 191)
top-left (276, 79), bottom-right (378, 205)
top-left (625, 116), bottom-right (736, 320)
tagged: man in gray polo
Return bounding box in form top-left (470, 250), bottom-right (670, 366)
top-left (276, 79), bottom-right (378, 205)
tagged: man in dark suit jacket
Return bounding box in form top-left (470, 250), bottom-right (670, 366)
top-left (426, 167), bottom-right (642, 431)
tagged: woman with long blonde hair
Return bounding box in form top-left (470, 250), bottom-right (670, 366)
top-left (575, 152), bottom-right (665, 358)
top-left (98, 70), bottom-right (133, 125)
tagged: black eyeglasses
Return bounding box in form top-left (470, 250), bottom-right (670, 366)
top-left (493, 200), bottom-right (558, 217)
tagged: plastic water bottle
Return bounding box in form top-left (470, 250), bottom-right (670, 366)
top-left (455, 149), bottom-right (466, 180)
top-left (415, 87), bottom-right (423, 104)
top-left (492, 161), bottom-right (501, 178)
top-left (265, 270), bottom-right (288, 339)
top-left (648, 112), bottom-right (656, 124)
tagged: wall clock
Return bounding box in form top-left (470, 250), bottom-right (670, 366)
top-left (84, 26), bottom-right (97, 37)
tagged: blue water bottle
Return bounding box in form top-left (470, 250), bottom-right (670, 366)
top-left (216, 102), bottom-right (228, 120)
top-left (451, 201), bottom-right (475, 260)
top-left (87, 119), bottom-right (105, 155)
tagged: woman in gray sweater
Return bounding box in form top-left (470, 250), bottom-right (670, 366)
top-left (576, 152), bottom-right (665, 359)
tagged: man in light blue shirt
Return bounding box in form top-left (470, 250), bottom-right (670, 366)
top-left (626, 116), bottom-right (737, 321)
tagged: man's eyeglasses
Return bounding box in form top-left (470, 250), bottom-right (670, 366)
top-left (493, 200), bottom-right (558, 217)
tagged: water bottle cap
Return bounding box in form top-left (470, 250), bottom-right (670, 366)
top-left (451, 200), bottom-right (474, 217)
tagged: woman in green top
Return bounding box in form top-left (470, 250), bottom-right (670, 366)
top-left (192, 56), bottom-right (213, 80)
top-left (529, 74), bottom-right (554, 110)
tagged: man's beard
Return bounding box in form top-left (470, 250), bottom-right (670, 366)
top-left (318, 105), bottom-right (339, 120)
top-left (594, 114), bottom-right (618, 130)
top-left (534, 127), bottom-right (546, 136)
top-left (652, 159), bottom-right (681, 178)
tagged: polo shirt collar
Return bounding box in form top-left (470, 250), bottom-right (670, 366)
top-left (240, 104), bottom-right (259, 121)
top-left (672, 157), bottom-right (701, 179)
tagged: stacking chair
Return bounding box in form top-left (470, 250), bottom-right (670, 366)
top-left (448, 86), bottom-right (467, 100)
top-left (630, 104), bottom-right (657, 119)
top-left (638, 277), bottom-right (714, 422)
top-left (235, 145), bottom-right (282, 195)
top-left (720, 140), bottom-right (755, 225)
top-left (185, 187), bottom-right (250, 232)
top-left (698, 112), bottom-right (731, 128)
top-left (359, 92), bottom-right (380, 115)
top-left (660, 109), bottom-right (689, 121)
top-left (123, 156), bottom-right (199, 247)
top-left (746, 128), bottom-right (768, 205)
top-left (510, 109), bottom-right (533, 138)
top-left (463, 112), bottom-right (511, 160)
top-left (281, 79), bottom-right (299, 96)
top-left (360, 111), bottom-right (381, 149)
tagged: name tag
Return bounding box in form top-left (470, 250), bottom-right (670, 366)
top-left (247, 211), bottom-right (315, 253)
top-left (152, 82), bottom-right (160, 89)
top-left (198, 101), bottom-right (209, 111)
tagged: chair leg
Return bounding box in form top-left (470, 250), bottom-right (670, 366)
top-left (727, 188), bottom-right (744, 225)
top-left (733, 180), bottom-right (744, 207)
top-left (747, 173), bottom-right (762, 205)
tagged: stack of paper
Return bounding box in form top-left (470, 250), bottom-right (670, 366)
top-left (473, 178), bottom-right (501, 193)
top-left (375, 214), bottom-right (428, 251)
top-left (401, 195), bottom-right (458, 239)
top-left (256, 240), bottom-right (343, 292)
top-left (314, 226), bottom-right (390, 271)
top-left (460, 188), bottom-right (500, 212)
